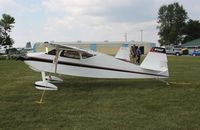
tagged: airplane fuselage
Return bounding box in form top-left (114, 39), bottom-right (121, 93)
top-left (22, 51), bottom-right (168, 79)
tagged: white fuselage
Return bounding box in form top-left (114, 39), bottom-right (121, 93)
top-left (23, 51), bottom-right (167, 79)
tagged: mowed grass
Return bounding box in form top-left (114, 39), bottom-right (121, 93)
top-left (0, 56), bottom-right (200, 130)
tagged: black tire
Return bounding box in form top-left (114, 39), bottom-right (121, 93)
top-left (192, 54), bottom-right (196, 56)
top-left (175, 52), bottom-right (180, 56)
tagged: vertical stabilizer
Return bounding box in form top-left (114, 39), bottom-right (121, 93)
top-left (115, 44), bottom-right (130, 62)
top-left (140, 47), bottom-right (169, 76)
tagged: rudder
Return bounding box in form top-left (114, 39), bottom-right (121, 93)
top-left (115, 43), bottom-right (130, 62)
top-left (140, 47), bottom-right (169, 77)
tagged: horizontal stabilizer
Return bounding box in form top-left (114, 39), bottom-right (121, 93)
top-left (45, 76), bottom-right (63, 83)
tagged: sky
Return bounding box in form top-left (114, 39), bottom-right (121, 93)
top-left (0, 0), bottom-right (199, 47)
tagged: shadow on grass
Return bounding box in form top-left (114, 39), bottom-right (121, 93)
top-left (57, 76), bottom-right (167, 91)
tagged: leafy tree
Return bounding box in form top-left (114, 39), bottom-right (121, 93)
top-left (182, 19), bottom-right (200, 43)
top-left (0, 13), bottom-right (15, 47)
top-left (0, 28), bottom-right (3, 44)
top-left (157, 2), bottom-right (188, 46)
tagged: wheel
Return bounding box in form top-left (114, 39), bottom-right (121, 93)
top-left (192, 54), bottom-right (196, 56)
top-left (175, 52), bottom-right (180, 56)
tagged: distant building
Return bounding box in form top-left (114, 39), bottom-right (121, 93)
top-left (182, 38), bottom-right (200, 54)
top-left (33, 41), bottom-right (156, 55)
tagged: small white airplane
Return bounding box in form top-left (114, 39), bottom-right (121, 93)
top-left (19, 43), bottom-right (169, 90)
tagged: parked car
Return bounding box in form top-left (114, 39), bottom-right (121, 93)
top-left (165, 45), bottom-right (189, 56)
top-left (173, 48), bottom-right (182, 56)
top-left (166, 47), bottom-right (183, 56)
top-left (191, 50), bottom-right (200, 56)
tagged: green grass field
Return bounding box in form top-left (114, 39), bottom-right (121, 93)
top-left (0, 56), bottom-right (200, 129)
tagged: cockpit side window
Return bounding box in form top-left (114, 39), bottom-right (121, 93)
top-left (47, 49), bottom-right (56, 55)
top-left (60, 50), bottom-right (80, 59)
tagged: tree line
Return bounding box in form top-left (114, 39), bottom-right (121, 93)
top-left (0, 14), bottom-right (15, 49)
top-left (157, 2), bottom-right (200, 46)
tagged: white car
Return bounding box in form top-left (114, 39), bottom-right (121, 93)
top-left (0, 46), bottom-right (6, 54)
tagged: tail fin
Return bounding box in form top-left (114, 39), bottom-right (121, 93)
top-left (140, 47), bottom-right (169, 76)
top-left (115, 44), bottom-right (130, 62)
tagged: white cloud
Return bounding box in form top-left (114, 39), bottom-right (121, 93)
top-left (0, 0), bottom-right (17, 7)
top-left (40, 0), bottom-right (159, 43)
top-left (5, 0), bottom-right (200, 47)
top-left (0, 0), bottom-right (42, 16)
top-left (0, 0), bottom-right (21, 14)
top-left (42, 0), bottom-right (98, 15)
top-left (42, 0), bottom-right (133, 12)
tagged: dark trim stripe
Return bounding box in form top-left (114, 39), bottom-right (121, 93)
top-left (24, 56), bottom-right (168, 78)
top-left (35, 84), bottom-right (56, 89)
top-left (45, 78), bottom-right (57, 81)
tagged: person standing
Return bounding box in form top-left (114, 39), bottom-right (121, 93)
top-left (136, 47), bottom-right (141, 64)
top-left (130, 45), bottom-right (136, 63)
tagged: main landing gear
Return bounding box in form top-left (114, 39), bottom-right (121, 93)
top-left (35, 72), bottom-right (63, 104)
top-left (35, 72), bottom-right (63, 91)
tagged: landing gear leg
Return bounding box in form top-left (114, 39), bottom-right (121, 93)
top-left (35, 72), bottom-right (58, 104)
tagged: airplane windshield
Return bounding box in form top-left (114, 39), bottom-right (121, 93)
top-left (60, 50), bottom-right (94, 59)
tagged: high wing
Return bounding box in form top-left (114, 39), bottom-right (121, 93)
top-left (48, 42), bottom-right (97, 73)
top-left (50, 42), bottom-right (96, 55)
